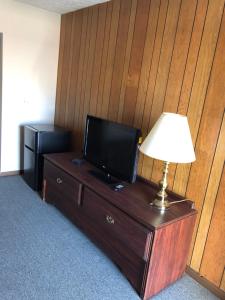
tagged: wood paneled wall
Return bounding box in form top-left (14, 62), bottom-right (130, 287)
top-left (54, 0), bottom-right (225, 291)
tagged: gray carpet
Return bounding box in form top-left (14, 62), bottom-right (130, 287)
top-left (0, 176), bottom-right (218, 300)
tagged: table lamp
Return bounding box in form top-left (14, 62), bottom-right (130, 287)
top-left (139, 112), bottom-right (196, 211)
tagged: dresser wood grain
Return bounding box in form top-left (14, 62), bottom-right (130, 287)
top-left (43, 152), bottom-right (197, 299)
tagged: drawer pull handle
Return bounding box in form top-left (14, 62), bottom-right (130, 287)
top-left (56, 178), bottom-right (63, 184)
top-left (106, 215), bottom-right (114, 224)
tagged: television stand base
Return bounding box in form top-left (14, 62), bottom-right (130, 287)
top-left (88, 169), bottom-right (120, 186)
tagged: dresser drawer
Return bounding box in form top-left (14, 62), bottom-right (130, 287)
top-left (43, 160), bottom-right (82, 209)
top-left (78, 216), bottom-right (146, 292)
top-left (82, 187), bottom-right (152, 261)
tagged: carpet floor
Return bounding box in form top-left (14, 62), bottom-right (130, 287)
top-left (0, 175), bottom-right (219, 300)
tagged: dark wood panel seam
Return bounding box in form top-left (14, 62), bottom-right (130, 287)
top-left (140, 0), bottom-right (170, 177)
top-left (107, 0), bottom-right (130, 121)
top-left (59, 14), bottom-right (74, 127)
top-left (83, 7), bottom-right (97, 123)
top-left (161, 0), bottom-right (182, 112)
top-left (87, 7), bottom-right (100, 117)
top-left (175, 0), bottom-right (199, 115)
top-left (106, 1), bottom-right (122, 119)
top-left (116, 0), bottom-right (138, 123)
top-left (93, 5), bottom-right (107, 115)
top-left (75, 10), bottom-right (88, 146)
top-left (97, 2), bottom-right (113, 117)
top-left (219, 267), bottom-right (225, 289)
top-left (99, 2), bottom-right (114, 118)
top-left (139, 0), bottom-right (161, 134)
top-left (71, 12), bottom-right (83, 132)
top-left (183, 0), bottom-right (210, 116)
top-left (146, 0), bottom-right (169, 131)
top-left (78, 8), bottom-right (93, 140)
top-left (130, 0), bottom-right (152, 126)
top-left (170, 0), bottom-right (199, 189)
top-left (106, 0), bottom-right (122, 120)
top-left (65, 14), bottom-right (76, 127)
top-left (132, 0), bottom-right (152, 126)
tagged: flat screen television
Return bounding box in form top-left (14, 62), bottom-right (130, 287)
top-left (83, 115), bottom-right (141, 184)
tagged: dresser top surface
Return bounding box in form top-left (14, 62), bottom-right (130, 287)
top-left (44, 152), bottom-right (197, 230)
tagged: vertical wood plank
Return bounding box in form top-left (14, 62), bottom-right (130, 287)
top-left (117, 0), bottom-right (138, 123)
top-left (140, 0), bottom-right (169, 179)
top-left (65, 11), bottom-right (82, 131)
top-left (199, 166), bottom-right (225, 286)
top-left (148, 0), bottom-right (181, 130)
top-left (177, 0), bottom-right (209, 116)
top-left (77, 8), bottom-right (93, 149)
top-left (122, 0), bottom-right (151, 126)
top-left (72, 10), bottom-right (88, 150)
top-left (191, 114), bottom-right (225, 270)
top-left (96, 2), bottom-right (113, 118)
top-left (100, 0), bottom-right (121, 118)
top-left (55, 16), bottom-right (66, 125)
top-left (89, 4), bottom-right (107, 116)
top-left (150, 0), bottom-right (182, 184)
top-left (133, 0), bottom-right (160, 129)
top-left (81, 6), bottom-right (98, 129)
top-left (64, 15), bottom-right (76, 129)
top-left (57, 13), bottom-right (73, 127)
top-left (108, 0), bottom-right (132, 122)
top-left (133, 0), bottom-right (160, 176)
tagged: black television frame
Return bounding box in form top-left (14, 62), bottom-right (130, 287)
top-left (83, 115), bottom-right (141, 184)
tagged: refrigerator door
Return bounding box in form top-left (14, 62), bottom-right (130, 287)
top-left (23, 146), bottom-right (38, 189)
top-left (24, 125), bottom-right (38, 151)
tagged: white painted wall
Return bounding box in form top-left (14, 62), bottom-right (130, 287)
top-left (0, 0), bottom-right (60, 172)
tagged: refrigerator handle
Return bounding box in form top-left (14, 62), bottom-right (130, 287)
top-left (24, 145), bottom-right (34, 152)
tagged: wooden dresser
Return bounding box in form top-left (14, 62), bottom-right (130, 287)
top-left (43, 152), bottom-right (197, 300)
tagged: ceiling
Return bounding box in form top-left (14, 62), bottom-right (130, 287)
top-left (15, 0), bottom-right (111, 14)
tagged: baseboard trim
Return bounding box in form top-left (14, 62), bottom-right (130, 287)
top-left (186, 266), bottom-right (225, 300)
top-left (0, 170), bottom-right (23, 176)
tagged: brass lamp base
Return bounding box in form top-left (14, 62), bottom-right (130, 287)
top-left (150, 198), bottom-right (171, 211)
top-left (150, 161), bottom-right (170, 212)
top-left (150, 161), bottom-right (189, 212)
top-left (150, 196), bottom-right (191, 211)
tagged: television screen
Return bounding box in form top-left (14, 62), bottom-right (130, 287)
top-left (83, 115), bottom-right (141, 183)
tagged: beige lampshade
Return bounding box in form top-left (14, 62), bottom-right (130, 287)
top-left (139, 113), bottom-right (196, 163)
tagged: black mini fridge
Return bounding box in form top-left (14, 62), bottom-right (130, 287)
top-left (23, 124), bottom-right (70, 191)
